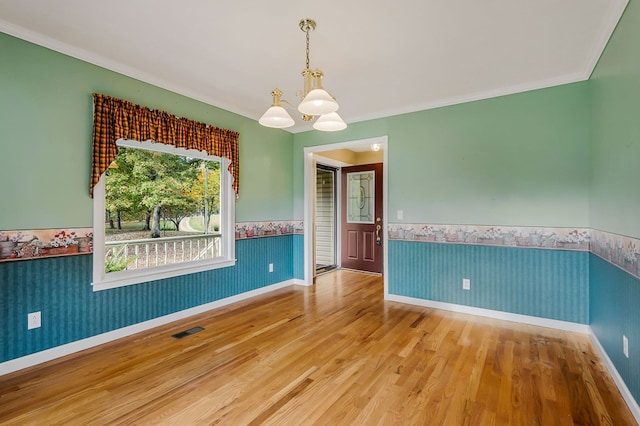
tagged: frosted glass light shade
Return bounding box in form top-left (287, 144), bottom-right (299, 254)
top-left (259, 106), bottom-right (295, 128)
top-left (313, 112), bottom-right (347, 132)
top-left (298, 89), bottom-right (339, 116)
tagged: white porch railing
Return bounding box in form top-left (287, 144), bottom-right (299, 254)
top-left (105, 234), bottom-right (222, 271)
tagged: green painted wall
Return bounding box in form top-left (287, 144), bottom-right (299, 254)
top-left (0, 32), bottom-right (293, 229)
top-left (590, 0), bottom-right (640, 238)
top-left (293, 83), bottom-right (590, 227)
top-left (588, 0), bottom-right (640, 408)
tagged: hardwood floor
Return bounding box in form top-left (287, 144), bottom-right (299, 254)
top-left (0, 270), bottom-right (635, 425)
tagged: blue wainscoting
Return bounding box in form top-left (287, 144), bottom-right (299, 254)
top-left (388, 241), bottom-right (589, 324)
top-left (0, 235), bottom-right (294, 363)
top-left (293, 234), bottom-right (304, 280)
top-left (590, 254), bottom-right (640, 403)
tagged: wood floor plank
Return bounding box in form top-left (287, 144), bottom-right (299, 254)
top-left (0, 270), bottom-right (636, 425)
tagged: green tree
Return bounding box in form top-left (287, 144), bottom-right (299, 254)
top-left (105, 147), bottom-right (202, 238)
top-left (105, 149), bottom-right (146, 230)
top-left (186, 161), bottom-right (221, 233)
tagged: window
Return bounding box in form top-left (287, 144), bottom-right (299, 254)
top-left (92, 139), bottom-right (235, 291)
top-left (346, 171), bottom-right (375, 224)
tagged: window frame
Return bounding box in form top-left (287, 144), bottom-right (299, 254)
top-left (91, 139), bottom-right (236, 292)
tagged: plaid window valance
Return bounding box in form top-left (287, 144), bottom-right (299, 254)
top-left (90, 93), bottom-right (240, 197)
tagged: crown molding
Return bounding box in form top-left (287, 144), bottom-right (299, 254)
top-left (0, 19), bottom-right (255, 122)
top-left (583, 0), bottom-right (630, 78)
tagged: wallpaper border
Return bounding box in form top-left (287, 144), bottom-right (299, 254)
top-left (235, 221), bottom-right (304, 240)
top-left (0, 228), bottom-right (93, 262)
top-left (0, 220), bottom-right (307, 262)
top-left (388, 223), bottom-right (590, 250)
top-left (2, 223), bottom-right (638, 280)
top-left (389, 223), bottom-right (640, 280)
top-left (590, 228), bottom-right (640, 279)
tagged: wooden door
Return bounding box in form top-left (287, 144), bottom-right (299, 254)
top-left (341, 163), bottom-right (383, 274)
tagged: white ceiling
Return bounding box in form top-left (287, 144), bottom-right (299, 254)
top-left (0, 0), bottom-right (628, 133)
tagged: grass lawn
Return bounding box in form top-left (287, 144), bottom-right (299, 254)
top-left (188, 215), bottom-right (220, 233)
top-left (104, 218), bottom-right (219, 242)
top-left (105, 220), bottom-right (177, 234)
top-left (105, 220), bottom-right (193, 241)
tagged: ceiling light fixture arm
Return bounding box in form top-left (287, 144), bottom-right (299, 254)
top-left (275, 95), bottom-right (313, 122)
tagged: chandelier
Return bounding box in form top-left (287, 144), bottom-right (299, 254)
top-left (259, 19), bottom-right (347, 132)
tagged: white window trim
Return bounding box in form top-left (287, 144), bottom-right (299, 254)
top-left (92, 139), bottom-right (236, 292)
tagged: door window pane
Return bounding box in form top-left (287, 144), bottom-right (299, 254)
top-left (346, 171), bottom-right (374, 224)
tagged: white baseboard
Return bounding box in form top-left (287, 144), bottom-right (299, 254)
top-left (589, 328), bottom-right (640, 424)
top-left (385, 294), bottom-right (590, 334)
top-left (0, 280), bottom-right (295, 377)
top-left (292, 278), bottom-right (310, 286)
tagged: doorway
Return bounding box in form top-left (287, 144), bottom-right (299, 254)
top-left (315, 164), bottom-right (337, 274)
top-left (303, 136), bottom-right (389, 293)
top-left (341, 162), bottom-right (383, 274)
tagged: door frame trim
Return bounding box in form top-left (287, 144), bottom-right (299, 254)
top-left (314, 163), bottom-right (339, 273)
top-left (303, 135), bottom-right (389, 296)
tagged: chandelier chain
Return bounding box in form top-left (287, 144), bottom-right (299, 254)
top-left (305, 28), bottom-right (310, 69)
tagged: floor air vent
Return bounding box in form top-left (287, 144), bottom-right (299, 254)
top-left (172, 326), bottom-right (204, 339)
